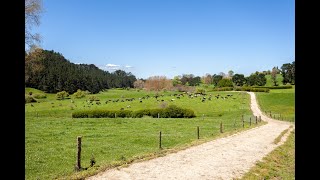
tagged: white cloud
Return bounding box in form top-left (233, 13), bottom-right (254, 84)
top-left (106, 63), bottom-right (120, 70)
top-left (125, 65), bottom-right (132, 68)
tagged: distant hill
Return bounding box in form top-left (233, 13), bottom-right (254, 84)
top-left (25, 49), bottom-right (136, 94)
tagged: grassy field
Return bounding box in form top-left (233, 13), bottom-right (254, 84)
top-left (25, 88), bottom-right (262, 180)
top-left (265, 74), bottom-right (284, 86)
top-left (240, 130), bottom-right (295, 180)
top-left (255, 87), bottom-right (295, 121)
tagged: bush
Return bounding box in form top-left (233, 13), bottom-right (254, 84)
top-left (233, 87), bottom-right (270, 93)
top-left (73, 89), bottom-right (87, 99)
top-left (217, 79), bottom-right (233, 87)
top-left (251, 85), bottom-right (292, 89)
top-left (88, 96), bottom-right (100, 102)
top-left (213, 87), bottom-right (234, 91)
top-left (72, 106), bottom-right (196, 118)
top-left (32, 93), bottom-right (47, 99)
top-left (196, 88), bottom-right (206, 94)
top-left (56, 91), bottom-right (69, 100)
top-left (25, 95), bottom-right (37, 103)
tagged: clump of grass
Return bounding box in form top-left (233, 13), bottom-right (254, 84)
top-left (274, 128), bottom-right (290, 144)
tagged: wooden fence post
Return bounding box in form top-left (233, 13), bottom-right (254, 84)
top-left (242, 115), bottom-right (244, 128)
top-left (220, 122), bottom-right (223, 133)
top-left (255, 116), bottom-right (257, 124)
top-left (159, 131), bottom-right (162, 149)
top-left (197, 126), bottom-right (200, 139)
top-left (249, 117), bottom-right (251, 126)
top-left (75, 136), bottom-right (82, 171)
top-left (158, 113), bottom-right (160, 118)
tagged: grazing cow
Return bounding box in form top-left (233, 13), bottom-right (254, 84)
top-left (140, 100), bottom-right (143, 103)
top-left (127, 105), bottom-right (131, 108)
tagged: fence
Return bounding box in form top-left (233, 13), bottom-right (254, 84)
top-left (264, 110), bottom-right (295, 122)
top-left (73, 114), bottom-right (263, 171)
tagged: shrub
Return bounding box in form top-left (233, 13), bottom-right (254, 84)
top-left (251, 85), bottom-right (292, 89)
top-left (73, 89), bottom-right (87, 99)
top-left (213, 87), bottom-right (234, 91)
top-left (196, 88), bottom-right (206, 94)
top-left (72, 106), bottom-right (196, 118)
top-left (88, 96), bottom-right (100, 102)
top-left (233, 87), bottom-right (270, 93)
top-left (32, 93), bottom-right (47, 99)
top-left (56, 91), bottom-right (69, 100)
top-left (217, 79), bottom-right (233, 87)
top-left (25, 95), bottom-right (37, 103)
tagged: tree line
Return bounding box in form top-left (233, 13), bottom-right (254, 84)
top-left (25, 48), bottom-right (136, 94)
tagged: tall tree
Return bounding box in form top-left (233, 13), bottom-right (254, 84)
top-left (133, 79), bottom-right (145, 89)
top-left (281, 61), bottom-right (295, 85)
top-left (144, 76), bottom-right (173, 91)
top-left (232, 74), bottom-right (246, 86)
top-left (212, 74), bottom-right (223, 86)
top-left (202, 73), bottom-right (212, 85)
top-left (271, 67), bottom-right (278, 86)
top-left (228, 70), bottom-right (234, 78)
top-left (25, 0), bottom-right (43, 49)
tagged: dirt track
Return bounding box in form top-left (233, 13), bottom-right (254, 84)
top-left (87, 92), bottom-right (294, 180)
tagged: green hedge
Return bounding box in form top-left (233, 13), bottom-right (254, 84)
top-left (251, 85), bottom-right (292, 89)
top-left (72, 105), bottom-right (196, 118)
top-left (234, 87), bottom-right (270, 93)
top-left (212, 87), bottom-right (234, 91)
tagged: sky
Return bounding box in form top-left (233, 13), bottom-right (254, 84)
top-left (32, 0), bottom-right (295, 79)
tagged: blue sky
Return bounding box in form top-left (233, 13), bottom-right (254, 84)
top-left (33, 0), bottom-right (295, 79)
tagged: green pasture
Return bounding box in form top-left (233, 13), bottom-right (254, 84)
top-left (25, 88), bottom-right (260, 179)
top-left (255, 87), bottom-right (295, 121)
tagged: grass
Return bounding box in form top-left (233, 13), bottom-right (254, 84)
top-left (274, 127), bottom-right (290, 144)
top-left (255, 87), bottom-right (295, 122)
top-left (265, 74), bottom-right (284, 86)
top-left (25, 88), bottom-right (262, 180)
top-left (240, 130), bottom-right (295, 180)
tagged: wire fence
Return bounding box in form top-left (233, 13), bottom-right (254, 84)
top-left (263, 110), bottom-right (295, 122)
top-left (73, 114), bottom-right (263, 170)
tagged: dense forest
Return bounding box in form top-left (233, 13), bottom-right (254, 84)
top-left (25, 48), bottom-right (136, 94)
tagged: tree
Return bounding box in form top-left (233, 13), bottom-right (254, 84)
top-left (281, 61), bottom-right (295, 85)
top-left (25, 47), bottom-right (45, 83)
top-left (232, 74), bottom-right (246, 86)
top-left (271, 67), bottom-right (278, 86)
top-left (212, 74), bottom-right (223, 86)
top-left (25, 0), bottom-right (43, 49)
top-left (172, 75), bottom-right (182, 86)
top-left (133, 79), bottom-right (145, 89)
top-left (219, 72), bottom-right (226, 77)
top-left (228, 70), bottom-right (234, 78)
top-left (217, 79), bottom-right (233, 87)
top-left (144, 76), bottom-right (173, 91)
top-left (246, 73), bottom-right (266, 86)
top-left (202, 73), bottom-right (212, 85)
